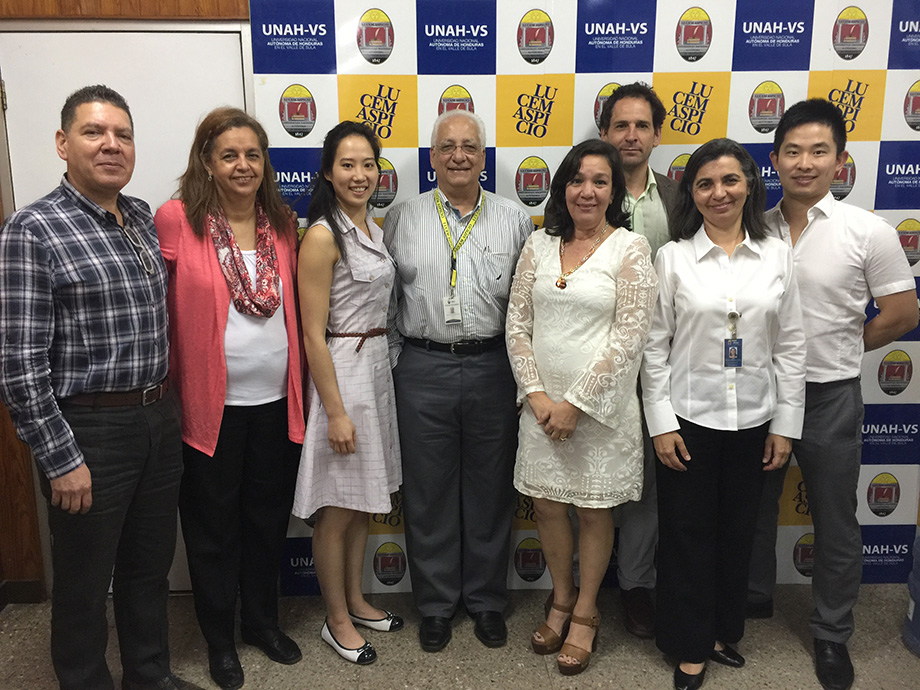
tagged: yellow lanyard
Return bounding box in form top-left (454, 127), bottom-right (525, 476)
top-left (435, 190), bottom-right (483, 289)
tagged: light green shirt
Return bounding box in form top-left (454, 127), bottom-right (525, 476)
top-left (623, 165), bottom-right (670, 260)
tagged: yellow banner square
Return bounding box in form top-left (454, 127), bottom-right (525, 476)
top-left (512, 492), bottom-right (538, 530)
top-left (338, 75), bottom-right (418, 149)
top-left (653, 72), bottom-right (732, 146)
top-left (496, 74), bottom-right (575, 148)
top-left (368, 490), bottom-right (405, 535)
top-left (778, 466), bottom-right (813, 527)
top-left (807, 70), bottom-right (887, 142)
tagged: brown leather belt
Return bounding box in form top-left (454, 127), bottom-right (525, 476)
top-left (327, 327), bottom-right (388, 352)
top-left (61, 379), bottom-right (169, 407)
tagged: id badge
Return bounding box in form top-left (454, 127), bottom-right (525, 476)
top-left (724, 339), bottom-right (742, 368)
top-left (443, 294), bottom-right (462, 325)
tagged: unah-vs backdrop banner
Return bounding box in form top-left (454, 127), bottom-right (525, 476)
top-left (249, 0), bottom-right (920, 594)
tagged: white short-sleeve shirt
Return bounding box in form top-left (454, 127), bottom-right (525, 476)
top-left (765, 193), bottom-right (916, 383)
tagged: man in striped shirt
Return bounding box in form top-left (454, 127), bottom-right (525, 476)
top-left (0, 86), bottom-right (201, 690)
top-left (383, 109), bottom-right (533, 654)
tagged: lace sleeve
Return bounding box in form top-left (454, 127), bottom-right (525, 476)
top-left (564, 235), bottom-right (658, 427)
top-left (505, 233), bottom-right (543, 396)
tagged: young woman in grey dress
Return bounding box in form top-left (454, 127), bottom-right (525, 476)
top-left (293, 121), bottom-right (403, 665)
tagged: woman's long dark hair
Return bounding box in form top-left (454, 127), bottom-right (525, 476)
top-left (178, 107), bottom-right (292, 239)
top-left (669, 138), bottom-right (767, 242)
top-left (543, 139), bottom-right (631, 241)
top-left (306, 121), bottom-right (381, 259)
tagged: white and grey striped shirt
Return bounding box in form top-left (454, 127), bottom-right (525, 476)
top-left (383, 188), bottom-right (534, 363)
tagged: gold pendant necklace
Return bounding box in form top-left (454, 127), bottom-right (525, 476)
top-left (556, 222), bottom-right (609, 289)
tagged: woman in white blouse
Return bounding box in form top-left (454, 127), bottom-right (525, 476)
top-left (640, 138), bottom-right (806, 690)
top-left (507, 140), bottom-right (658, 676)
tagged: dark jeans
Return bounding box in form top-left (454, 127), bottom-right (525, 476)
top-left (655, 417), bottom-right (769, 663)
top-left (179, 399), bottom-right (300, 652)
top-left (43, 394), bottom-right (183, 690)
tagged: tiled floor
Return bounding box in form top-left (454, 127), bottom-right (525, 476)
top-left (1, 584), bottom-right (918, 689)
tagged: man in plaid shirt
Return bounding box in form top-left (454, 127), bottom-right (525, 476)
top-left (0, 85), bottom-right (202, 690)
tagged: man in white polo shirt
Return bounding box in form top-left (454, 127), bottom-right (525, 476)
top-left (751, 98), bottom-right (917, 690)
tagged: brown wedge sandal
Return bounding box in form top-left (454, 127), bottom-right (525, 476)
top-left (556, 613), bottom-right (600, 676)
top-left (531, 595), bottom-right (575, 655)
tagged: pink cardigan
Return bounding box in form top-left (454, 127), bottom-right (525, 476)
top-left (154, 199), bottom-right (306, 456)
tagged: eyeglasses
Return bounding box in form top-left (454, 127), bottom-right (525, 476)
top-left (121, 223), bottom-right (156, 275)
top-left (434, 142), bottom-right (482, 156)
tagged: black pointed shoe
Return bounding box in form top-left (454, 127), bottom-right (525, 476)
top-left (710, 644), bottom-right (745, 668)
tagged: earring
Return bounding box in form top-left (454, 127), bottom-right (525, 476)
top-left (207, 172), bottom-right (213, 182)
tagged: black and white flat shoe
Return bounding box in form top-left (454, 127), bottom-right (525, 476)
top-left (349, 610), bottom-right (405, 632)
top-left (321, 620), bottom-right (377, 665)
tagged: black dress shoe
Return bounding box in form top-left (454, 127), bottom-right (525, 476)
top-left (673, 665), bottom-right (706, 690)
top-left (471, 610), bottom-right (507, 648)
top-left (208, 649), bottom-right (244, 690)
top-left (241, 627), bottom-right (302, 664)
top-left (620, 587), bottom-right (655, 638)
top-left (746, 598), bottom-right (774, 619)
top-left (814, 639), bottom-right (854, 690)
top-left (419, 616), bottom-right (452, 652)
top-left (709, 644), bottom-right (745, 668)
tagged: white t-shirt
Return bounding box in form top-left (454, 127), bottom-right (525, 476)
top-left (765, 193), bottom-right (916, 383)
top-left (223, 249), bottom-right (289, 405)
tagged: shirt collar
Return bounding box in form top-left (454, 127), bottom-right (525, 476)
top-left (60, 174), bottom-right (129, 225)
top-left (436, 186), bottom-right (483, 220)
top-left (691, 224), bottom-right (761, 261)
top-left (629, 165), bottom-right (657, 202)
top-left (773, 190), bottom-right (835, 226)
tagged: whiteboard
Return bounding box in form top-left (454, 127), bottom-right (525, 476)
top-left (0, 30), bottom-right (246, 213)
top-left (0, 27), bottom-right (248, 591)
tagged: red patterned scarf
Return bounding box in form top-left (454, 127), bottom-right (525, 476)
top-left (207, 204), bottom-right (281, 317)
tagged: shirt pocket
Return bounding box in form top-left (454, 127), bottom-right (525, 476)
top-left (480, 249), bottom-right (515, 298)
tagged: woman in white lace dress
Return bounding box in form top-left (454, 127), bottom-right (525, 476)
top-left (506, 139), bottom-right (658, 676)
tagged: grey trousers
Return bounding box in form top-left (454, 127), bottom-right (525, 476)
top-left (393, 343), bottom-right (518, 617)
top-left (747, 462), bottom-right (788, 605)
top-left (612, 427), bottom-right (658, 590)
top-left (749, 378), bottom-right (864, 642)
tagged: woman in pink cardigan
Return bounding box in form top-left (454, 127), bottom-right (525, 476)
top-left (154, 107), bottom-right (305, 690)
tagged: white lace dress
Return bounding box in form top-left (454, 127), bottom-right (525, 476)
top-left (506, 227), bottom-right (658, 508)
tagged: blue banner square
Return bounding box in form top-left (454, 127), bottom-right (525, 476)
top-left (416, 0), bottom-right (496, 75)
top-left (862, 404), bottom-right (920, 464)
top-left (741, 142), bottom-right (784, 210)
top-left (418, 148), bottom-right (496, 195)
top-left (861, 524), bottom-right (915, 583)
top-left (575, 0), bottom-right (657, 74)
top-left (268, 147), bottom-right (323, 219)
top-left (889, 0), bottom-right (920, 69)
top-left (875, 141), bottom-right (920, 210)
top-left (732, 0), bottom-right (815, 71)
top-left (250, 0), bottom-right (337, 75)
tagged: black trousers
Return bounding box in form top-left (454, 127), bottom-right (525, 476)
top-left (655, 417), bottom-right (769, 663)
top-left (179, 399), bottom-right (300, 651)
top-left (44, 394), bottom-right (183, 690)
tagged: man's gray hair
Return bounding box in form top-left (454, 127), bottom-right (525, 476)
top-left (429, 109), bottom-right (487, 149)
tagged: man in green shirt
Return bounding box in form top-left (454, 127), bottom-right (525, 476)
top-left (599, 81), bottom-right (678, 639)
